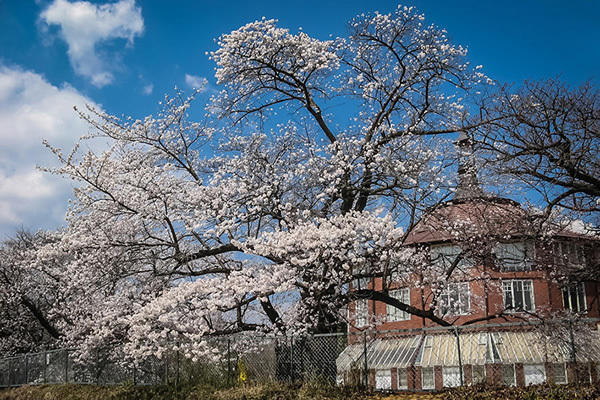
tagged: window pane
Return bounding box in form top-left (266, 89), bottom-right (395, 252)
top-left (473, 365), bottom-right (485, 384)
top-left (356, 299), bottom-right (368, 327)
top-left (513, 281), bottom-right (524, 310)
top-left (443, 366), bottom-right (461, 387)
top-left (577, 284), bottom-right (586, 312)
top-left (397, 368), bottom-right (408, 389)
top-left (502, 364), bottom-right (515, 386)
top-left (422, 367), bottom-right (435, 389)
top-left (524, 364), bottom-right (546, 386)
top-left (503, 282), bottom-right (513, 310)
top-left (387, 288), bottom-right (410, 321)
top-left (375, 370), bottom-right (392, 390)
top-left (554, 363), bottom-right (567, 384)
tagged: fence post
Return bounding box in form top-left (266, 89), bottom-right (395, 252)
top-left (64, 349), bottom-right (69, 383)
top-left (290, 336), bottom-right (294, 382)
top-left (569, 320), bottom-right (579, 386)
top-left (43, 351), bottom-right (47, 384)
top-left (363, 331), bottom-right (368, 389)
top-left (8, 358), bottom-right (12, 387)
top-left (227, 338), bottom-right (231, 387)
top-left (454, 326), bottom-right (464, 386)
top-left (176, 343), bottom-right (180, 387)
top-left (24, 354), bottom-right (29, 385)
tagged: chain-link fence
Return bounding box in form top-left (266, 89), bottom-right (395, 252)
top-left (1, 319), bottom-right (599, 391)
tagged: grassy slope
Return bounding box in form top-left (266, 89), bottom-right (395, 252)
top-left (1, 383), bottom-right (599, 400)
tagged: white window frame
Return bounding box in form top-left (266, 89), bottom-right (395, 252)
top-left (502, 279), bottom-right (535, 312)
top-left (472, 364), bottom-right (485, 384)
top-left (554, 363), bottom-right (567, 384)
top-left (397, 367), bottom-right (408, 390)
top-left (562, 282), bottom-right (587, 313)
top-left (352, 264), bottom-right (371, 290)
top-left (430, 244), bottom-right (473, 270)
top-left (442, 366), bottom-right (461, 388)
top-left (422, 367), bottom-right (435, 390)
top-left (524, 364), bottom-right (546, 386)
top-left (355, 299), bottom-right (368, 328)
top-left (553, 241), bottom-right (586, 266)
top-left (502, 364), bottom-right (516, 386)
top-left (375, 369), bottom-right (392, 390)
top-left (495, 241), bottom-right (534, 271)
top-left (439, 282), bottom-right (471, 316)
top-left (387, 288), bottom-right (411, 322)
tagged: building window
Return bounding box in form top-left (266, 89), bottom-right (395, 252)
top-left (472, 365), bottom-right (485, 384)
top-left (494, 242), bottom-right (533, 271)
top-left (553, 242), bottom-right (586, 266)
top-left (503, 280), bottom-right (534, 312)
top-left (430, 244), bottom-right (473, 269)
top-left (355, 299), bottom-right (368, 327)
top-left (502, 364), bottom-right (516, 386)
top-left (554, 363), bottom-right (567, 384)
top-left (562, 282), bottom-right (587, 313)
top-left (422, 367), bottom-right (435, 389)
top-left (439, 282), bottom-right (471, 316)
top-left (387, 288), bottom-right (410, 322)
top-left (443, 366), bottom-right (461, 387)
top-left (397, 368), bottom-right (408, 390)
top-left (524, 364), bottom-right (546, 386)
top-left (375, 370), bottom-right (392, 390)
top-left (352, 265), bottom-right (370, 290)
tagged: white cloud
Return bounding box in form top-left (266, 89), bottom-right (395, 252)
top-left (40, 0), bottom-right (144, 87)
top-left (0, 65), bottom-right (100, 237)
top-left (142, 83), bottom-right (153, 95)
top-left (185, 74), bottom-right (208, 90)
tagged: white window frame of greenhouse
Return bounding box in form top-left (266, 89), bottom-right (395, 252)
top-left (442, 366), bottom-right (461, 387)
top-left (422, 367), bottom-right (435, 390)
top-left (387, 288), bottom-right (410, 322)
top-left (430, 244), bottom-right (473, 269)
top-left (562, 282), bottom-right (587, 313)
top-left (494, 241), bottom-right (534, 271)
top-left (375, 369), bottom-right (392, 390)
top-left (502, 279), bottom-right (535, 312)
top-left (502, 364), bottom-right (516, 386)
top-left (397, 368), bottom-right (408, 390)
top-left (472, 365), bottom-right (485, 384)
top-left (554, 363), bottom-right (567, 384)
top-left (524, 364), bottom-right (546, 386)
top-left (439, 282), bottom-right (471, 316)
top-left (355, 299), bottom-right (368, 327)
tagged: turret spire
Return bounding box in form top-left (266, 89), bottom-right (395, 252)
top-left (454, 132), bottom-right (484, 200)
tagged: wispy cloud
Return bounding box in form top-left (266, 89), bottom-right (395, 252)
top-left (185, 74), bottom-right (208, 91)
top-left (142, 83), bottom-right (153, 95)
top-left (0, 65), bottom-right (100, 237)
top-left (40, 0), bottom-right (144, 87)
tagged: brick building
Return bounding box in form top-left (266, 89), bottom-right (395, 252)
top-left (340, 134), bottom-right (600, 390)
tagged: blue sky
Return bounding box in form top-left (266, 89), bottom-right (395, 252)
top-left (0, 0), bottom-right (598, 237)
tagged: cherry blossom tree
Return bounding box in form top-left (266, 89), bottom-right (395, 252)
top-left (0, 230), bottom-right (63, 355)
top-left (27, 6), bottom-right (498, 359)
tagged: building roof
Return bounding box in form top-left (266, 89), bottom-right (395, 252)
top-left (404, 197), bottom-right (529, 245)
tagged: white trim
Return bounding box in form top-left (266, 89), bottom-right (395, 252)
top-left (502, 279), bottom-right (535, 312)
top-left (387, 288), bottom-right (411, 322)
top-left (422, 366), bottom-right (435, 390)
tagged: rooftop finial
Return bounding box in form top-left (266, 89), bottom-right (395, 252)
top-left (454, 132), bottom-right (484, 200)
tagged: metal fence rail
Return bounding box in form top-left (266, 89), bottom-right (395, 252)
top-left (1, 319), bottom-right (599, 391)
